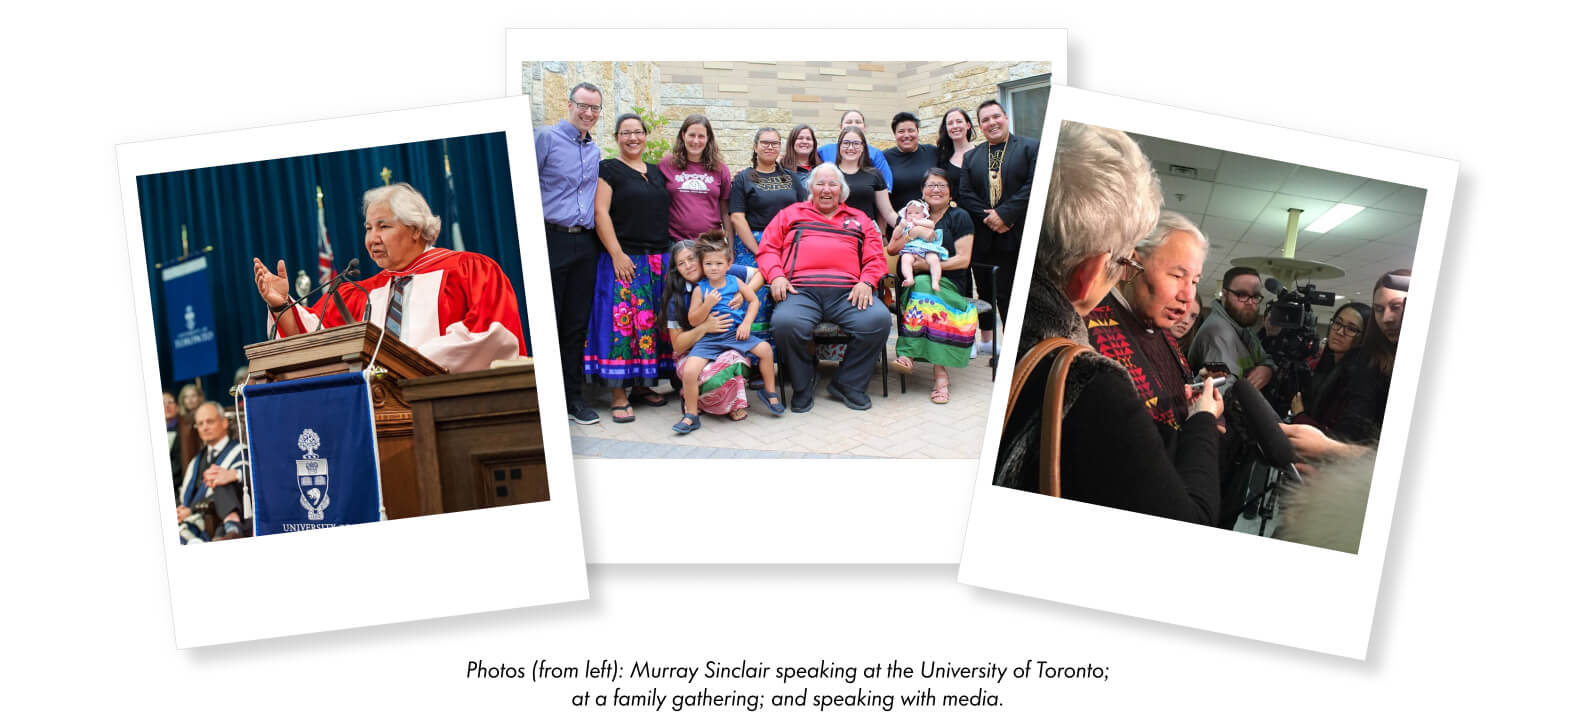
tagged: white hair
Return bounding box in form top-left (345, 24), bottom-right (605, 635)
top-left (808, 163), bottom-right (851, 202)
top-left (362, 182), bottom-right (441, 245)
top-left (1040, 121), bottom-right (1163, 287)
top-left (1136, 210), bottom-right (1209, 260)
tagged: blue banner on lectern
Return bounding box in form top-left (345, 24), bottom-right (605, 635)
top-left (161, 255), bottom-right (218, 381)
top-left (241, 372), bottom-right (383, 535)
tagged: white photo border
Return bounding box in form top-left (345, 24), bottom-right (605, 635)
top-left (118, 96), bottom-right (589, 648)
top-left (505, 26), bottom-right (1068, 564)
top-left (957, 86), bottom-right (1458, 659)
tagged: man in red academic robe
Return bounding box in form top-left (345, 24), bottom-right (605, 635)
top-left (252, 183), bottom-right (525, 373)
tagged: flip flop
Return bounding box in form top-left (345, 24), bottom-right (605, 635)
top-left (610, 404), bottom-right (635, 423)
top-left (672, 413), bottom-right (701, 435)
top-left (889, 357), bottom-right (914, 375)
top-left (631, 388), bottom-right (668, 407)
top-left (930, 378), bottom-right (950, 404)
top-left (757, 389), bottom-right (786, 416)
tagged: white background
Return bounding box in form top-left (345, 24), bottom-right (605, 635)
top-left (4, 2), bottom-right (1570, 716)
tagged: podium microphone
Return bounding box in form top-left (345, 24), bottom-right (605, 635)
top-left (267, 260), bottom-right (359, 340)
top-left (337, 258), bottom-right (374, 323)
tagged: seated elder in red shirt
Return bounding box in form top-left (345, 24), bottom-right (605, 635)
top-left (755, 163), bottom-right (891, 413)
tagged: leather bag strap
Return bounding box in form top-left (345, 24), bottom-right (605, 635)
top-left (1003, 336), bottom-right (1091, 498)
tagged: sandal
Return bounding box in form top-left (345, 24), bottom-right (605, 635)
top-left (757, 389), bottom-right (786, 416)
top-left (930, 377), bottom-right (951, 405)
top-left (610, 404), bottom-right (635, 423)
top-left (672, 413), bottom-right (701, 435)
top-left (890, 356), bottom-right (914, 375)
top-left (631, 387), bottom-right (668, 407)
top-left (728, 407), bottom-right (749, 421)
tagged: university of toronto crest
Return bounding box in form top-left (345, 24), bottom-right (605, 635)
top-left (295, 428), bottom-right (331, 521)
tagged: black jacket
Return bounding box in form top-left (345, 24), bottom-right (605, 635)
top-left (958, 133), bottom-right (1039, 261)
top-left (994, 280), bottom-right (1220, 524)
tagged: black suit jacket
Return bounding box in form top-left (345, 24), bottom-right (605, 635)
top-left (958, 133), bottom-right (1040, 261)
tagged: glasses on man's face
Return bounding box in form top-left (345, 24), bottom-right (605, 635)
top-left (572, 101), bottom-right (602, 114)
top-left (616, 129), bottom-right (646, 137)
top-left (1225, 288), bottom-right (1263, 304)
top-left (1329, 320), bottom-right (1363, 337)
top-left (840, 140), bottom-right (864, 148)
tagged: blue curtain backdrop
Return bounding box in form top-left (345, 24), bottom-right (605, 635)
top-left (137, 133), bottom-right (529, 399)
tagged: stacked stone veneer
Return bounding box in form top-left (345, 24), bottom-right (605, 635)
top-left (524, 60), bottom-right (1053, 173)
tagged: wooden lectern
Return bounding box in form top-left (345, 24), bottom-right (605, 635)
top-left (242, 323), bottom-right (546, 519)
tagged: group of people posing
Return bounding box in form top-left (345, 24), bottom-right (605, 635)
top-left (997, 121), bottom-right (1409, 530)
top-left (538, 81), bottom-right (1038, 432)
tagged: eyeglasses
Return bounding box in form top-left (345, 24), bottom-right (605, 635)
top-left (1116, 255), bottom-right (1145, 278)
top-left (1329, 320), bottom-right (1363, 337)
top-left (1225, 288), bottom-right (1263, 304)
top-left (922, 183), bottom-right (950, 191)
top-left (572, 101), bottom-right (602, 114)
top-left (616, 129), bottom-right (646, 137)
top-left (840, 140), bottom-right (864, 147)
top-left (757, 140), bottom-right (781, 148)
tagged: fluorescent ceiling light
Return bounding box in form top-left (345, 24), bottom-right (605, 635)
top-left (1306, 203), bottom-right (1365, 233)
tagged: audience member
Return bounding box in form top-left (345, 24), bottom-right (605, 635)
top-left (1189, 266), bottom-right (1274, 389)
top-left (176, 401), bottom-right (249, 543)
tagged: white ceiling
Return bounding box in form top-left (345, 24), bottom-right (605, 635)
top-left (1129, 132), bottom-right (1423, 309)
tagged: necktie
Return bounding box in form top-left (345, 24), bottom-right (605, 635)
top-left (386, 276), bottom-right (411, 339)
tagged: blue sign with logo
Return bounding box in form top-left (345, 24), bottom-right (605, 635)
top-left (161, 255), bottom-right (218, 381)
top-left (241, 372), bottom-right (383, 535)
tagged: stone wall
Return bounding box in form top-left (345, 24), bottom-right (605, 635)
top-left (523, 60), bottom-right (1053, 173)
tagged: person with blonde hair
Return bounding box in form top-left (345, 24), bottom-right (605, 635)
top-left (251, 182), bottom-right (525, 373)
top-left (994, 122), bottom-right (1224, 525)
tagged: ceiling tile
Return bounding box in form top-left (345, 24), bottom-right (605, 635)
top-left (1375, 185), bottom-right (1427, 214)
top-left (1130, 133), bottom-right (1224, 173)
top-left (1155, 174), bottom-right (1214, 215)
top-left (1199, 215), bottom-right (1252, 248)
top-left (1297, 232), bottom-right (1367, 256)
top-left (1279, 166), bottom-right (1370, 202)
top-left (1329, 207), bottom-right (1416, 240)
top-left (1342, 179), bottom-right (1403, 207)
top-left (1376, 220), bottom-right (1421, 248)
top-left (1215, 152), bottom-right (1296, 191)
top-left (1204, 184), bottom-right (1273, 221)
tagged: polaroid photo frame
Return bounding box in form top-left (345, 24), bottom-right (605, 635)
top-left (505, 27), bottom-right (1068, 562)
top-left (957, 87), bottom-right (1458, 658)
top-left (119, 96), bottom-right (588, 647)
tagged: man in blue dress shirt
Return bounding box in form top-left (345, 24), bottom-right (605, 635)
top-left (535, 81), bottom-right (604, 424)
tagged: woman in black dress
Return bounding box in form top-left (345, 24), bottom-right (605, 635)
top-left (832, 126), bottom-right (896, 235)
top-left (587, 113), bottom-right (674, 422)
top-left (781, 124), bottom-right (821, 190)
top-left (727, 126), bottom-right (806, 347)
top-left (935, 107), bottom-right (975, 200)
top-left (883, 111), bottom-right (940, 210)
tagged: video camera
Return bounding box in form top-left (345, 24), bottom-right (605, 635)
top-left (1262, 277), bottom-right (1335, 330)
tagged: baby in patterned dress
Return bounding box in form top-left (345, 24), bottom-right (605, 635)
top-left (897, 199), bottom-right (948, 292)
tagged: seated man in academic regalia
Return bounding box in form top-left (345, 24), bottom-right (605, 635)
top-left (251, 182), bottom-right (526, 373)
top-left (176, 402), bottom-right (250, 543)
